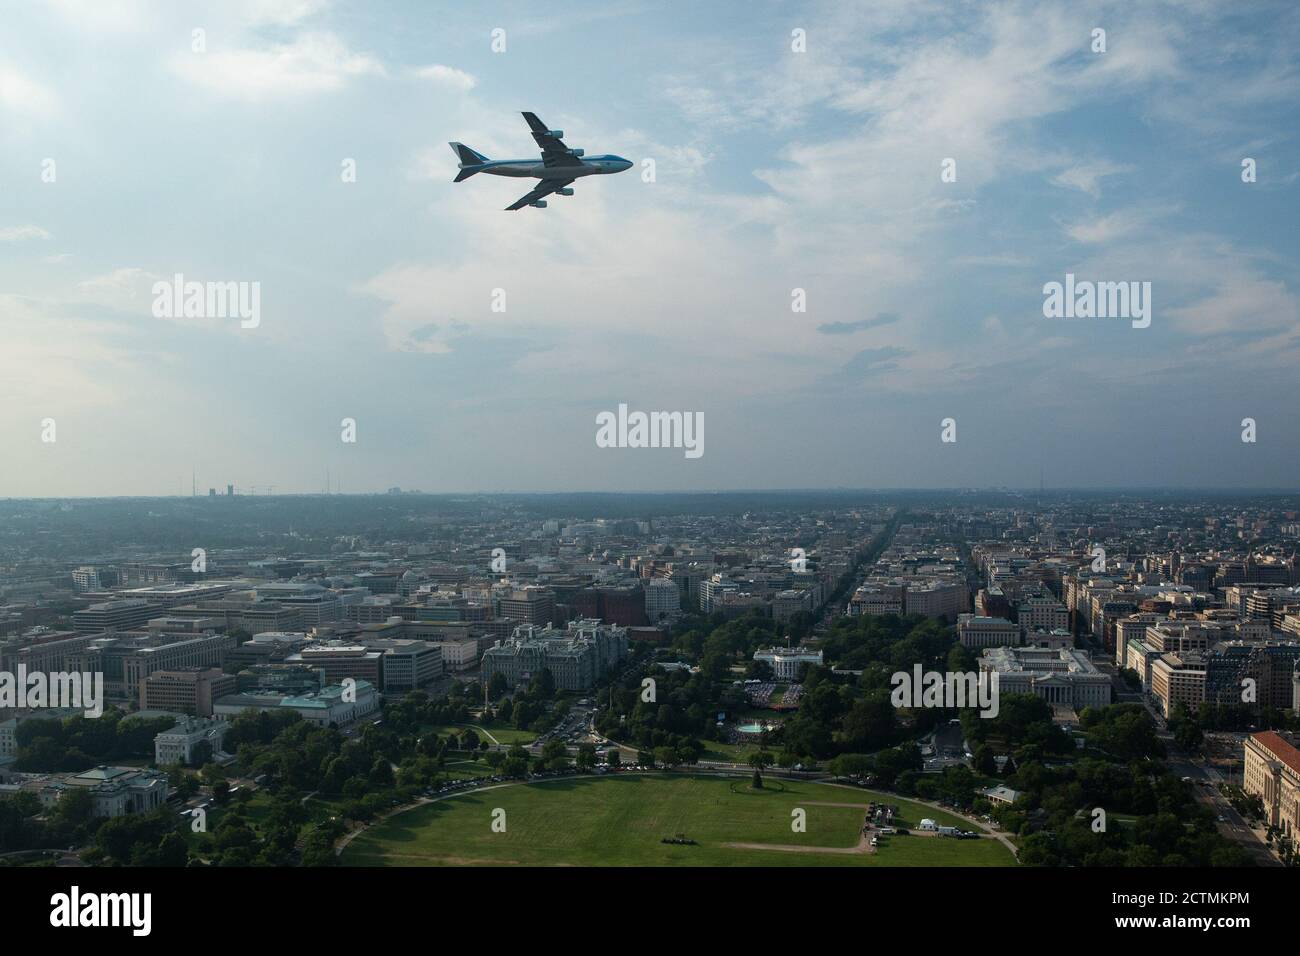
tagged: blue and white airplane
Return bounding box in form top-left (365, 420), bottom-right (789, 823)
top-left (449, 111), bottom-right (632, 210)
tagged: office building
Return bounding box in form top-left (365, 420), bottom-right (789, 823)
top-left (957, 614), bottom-right (1020, 650)
top-left (481, 620), bottom-right (627, 692)
top-left (71, 600), bottom-right (154, 632)
top-left (496, 586), bottom-right (557, 626)
top-left (979, 646), bottom-right (1111, 710)
top-left (1243, 731), bottom-right (1300, 840)
top-left (645, 577), bottom-right (682, 623)
top-left (139, 668), bottom-right (238, 717)
top-left (213, 680), bottom-right (379, 727)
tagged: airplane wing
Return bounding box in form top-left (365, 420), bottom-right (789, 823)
top-left (505, 177), bottom-right (574, 211)
top-left (522, 111), bottom-right (584, 168)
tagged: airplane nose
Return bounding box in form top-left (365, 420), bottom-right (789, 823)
top-left (620, 159), bottom-right (633, 172)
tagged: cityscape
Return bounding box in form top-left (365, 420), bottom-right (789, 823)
top-left (3, 0), bottom-right (1297, 936)
top-left (0, 490), bottom-right (1297, 877)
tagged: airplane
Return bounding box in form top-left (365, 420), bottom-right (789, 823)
top-left (449, 111), bottom-right (632, 210)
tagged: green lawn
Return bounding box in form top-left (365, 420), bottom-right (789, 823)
top-left (341, 775), bottom-right (1017, 867)
top-left (441, 758), bottom-right (499, 780)
top-left (424, 722), bottom-right (538, 746)
top-left (699, 740), bottom-right (760, 762)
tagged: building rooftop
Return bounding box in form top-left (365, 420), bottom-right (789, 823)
top-left (1250, 730), bottom-right (1300, 777)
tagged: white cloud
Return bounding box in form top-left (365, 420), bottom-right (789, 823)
top-left (0, 295), bottom-right (147, 409)
top-left (1051, 159), bottom-right (1134, 198)
top-left (242, 0), bottom-right (332, 26)
top-left (1168, 274), bottom-right (1299, 337)
top-left (170, 32), bottom-right (383, 99)
top-left (0, 64), bottom-right (58, 116)
top-left (412, 64), bottom-right (477, 91)
top-left (1065, 209), bottom-right (1148, 244)
top-left (0, 225), bottom-right (52, 242)
top-left (74, 267), bottom-right (161, 313)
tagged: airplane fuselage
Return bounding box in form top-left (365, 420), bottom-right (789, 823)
top-left (449, 114), bottom-right (629, 209)
top-left (474, 156), bottom-right (632, 179)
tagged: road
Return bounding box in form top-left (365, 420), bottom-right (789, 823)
top-left (1139, 697), bottom-right (1280, 867)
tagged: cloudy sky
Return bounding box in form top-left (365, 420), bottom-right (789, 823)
top-left (2, 0), bottom-right (1299, 496)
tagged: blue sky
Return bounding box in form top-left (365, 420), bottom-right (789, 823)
top-left (2, 0), bottom-right (1299, 496)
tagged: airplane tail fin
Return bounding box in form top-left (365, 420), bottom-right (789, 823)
top-left (449, 142), bottom-right (489, 182)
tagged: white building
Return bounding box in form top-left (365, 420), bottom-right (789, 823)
top-left (13, 766), bottom-right (171, 818)
top-left (699, 575), bottom-right (739, 613)
top-left (154, 716), bottom-right (230, 767)
top-left (645, 577), bottom-right (682, 623)
top-left (753, 645), bottom-right (823, 680)
top-left (71, 567), bottom-right (102, 592)
top-left (979, 646), bottom-right (1112, 710)
top-left (431, 636), bottom-right (482, 672)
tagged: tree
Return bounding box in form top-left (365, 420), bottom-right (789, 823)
top-left (575, 743), bottom-right (597, 771)
top-left (157, 832), bottom-right (189, 867)
top-left (1173, 719), bottom-right (1203, 753)
top-left (828, 753), bottom-right (873, 778)
top-left (190, 739), bottom-right (213, 768)
top-left (502, 744), bottom-right (530, 778)
top-left (301, 830), bottom-right (338, 867)
top-left (541, 738), bottom-right (569, 769)
top-left (748, 750), bottom-right (775, 787)
top-left (56, 787), bottom-right (95, 828)
top-left (529, 668), bottom-right (557, 700)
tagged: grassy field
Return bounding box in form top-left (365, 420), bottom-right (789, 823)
top-left (441, 758), bottom-right (500, 780)
top-left (342, 774), bottom-right (1017, 867)
top-left (698, 740), bottom-right (761, 762)
top-left (424, 722), bottom-right (538, 746)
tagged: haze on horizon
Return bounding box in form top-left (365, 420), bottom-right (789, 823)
top-left (2, 1), bottom-right (1299, 497)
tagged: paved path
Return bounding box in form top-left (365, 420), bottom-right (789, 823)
top-left (725, 832), bottom-right (875, 855)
